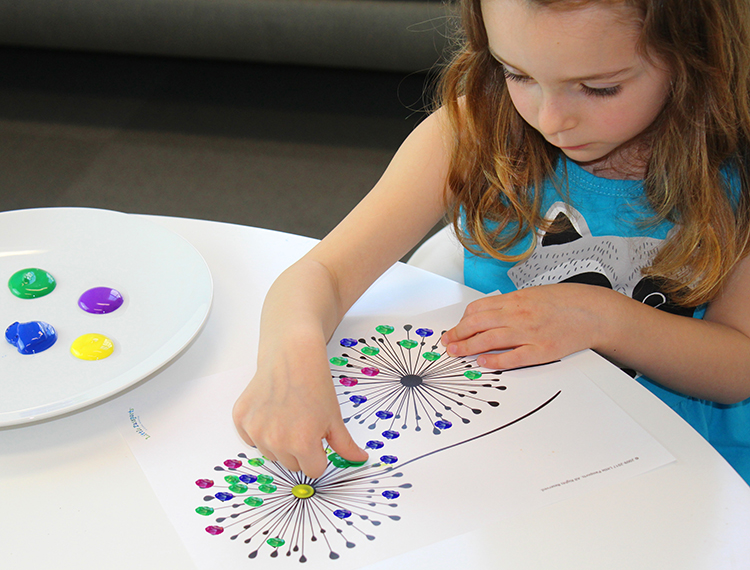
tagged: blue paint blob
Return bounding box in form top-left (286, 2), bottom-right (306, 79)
top-left (375, 410), bottom-right (394, 420)
top-left (382, 430), bottom-right (400, 440)
top-left (339, 338), bottom-right (358, 348)
top-left (435, 420), bottom-right (453, 430)
top-left (382, 490), bottom-right (400, 500)
top-left (415, 328), bottom-right (434, 337)
top-left (365, 440), bottom-right (384, 450)
top-left (349, 395), bottom-right (367, 405)
top-left (333, 509), bottom-right (352, 519)
top-left (215, 492), bottom-right (234, 502)
top-left (380, 455), bottom-right (398, 464)
top-left (5, 321), bottom-right (57, 355)
top-left (239, 474), bottom-right (258, 484)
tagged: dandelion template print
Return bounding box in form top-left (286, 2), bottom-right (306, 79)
top-left (193, 324), bottom-right (560, 563)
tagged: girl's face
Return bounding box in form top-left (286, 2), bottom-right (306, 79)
top-left (482, 0), bottom-right (671, 175)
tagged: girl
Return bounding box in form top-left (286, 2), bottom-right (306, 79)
top-left (233, 0), bottom-right (750, 484)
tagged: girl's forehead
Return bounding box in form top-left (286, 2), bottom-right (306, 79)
top-left (482, 0), bottom-right (644, 74)
top-left (480, 0), bottom-right (642, 38)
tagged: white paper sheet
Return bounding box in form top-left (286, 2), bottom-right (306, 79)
top-left (117, 305), bottom-right (674, 569)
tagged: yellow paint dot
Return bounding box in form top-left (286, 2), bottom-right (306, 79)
top-left (71, 333), bottom-right (114, 361)
top-left (291, 484), bottom-right (315, 499)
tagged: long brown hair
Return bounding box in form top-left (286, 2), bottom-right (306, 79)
top-left (439, 0), bottom-right (750, 306)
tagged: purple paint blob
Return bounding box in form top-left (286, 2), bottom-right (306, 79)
top-left (206, 526), bottom-right (224, 536)
top-left (5, 321), bottom-right (57, 354)
top-left (339, 377), bottom-right (358, 387)
top-left (77, 287), bottom-right (124, 314)
top-left (361, 367), bottom-right (379, 377)
top-left (195, 479), bottom-right (214, 489)
top-left (223, 459), bottom-right (242, 469)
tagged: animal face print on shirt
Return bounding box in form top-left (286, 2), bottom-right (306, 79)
top-left (507, 202), bottom-right (694, 317)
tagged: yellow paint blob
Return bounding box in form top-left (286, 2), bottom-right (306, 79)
top-left (71, 333), bottom-right (115, 361)
top-left (291, 484), bottom-right (315, 499)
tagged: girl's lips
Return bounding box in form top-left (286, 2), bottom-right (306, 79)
top-left (560, 144), bottom-right (590, 151)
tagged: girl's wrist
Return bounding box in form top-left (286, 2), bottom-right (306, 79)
top-left (587, 286), bottom-right (638, 363)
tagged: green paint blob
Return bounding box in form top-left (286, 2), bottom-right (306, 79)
top-left (375, 325), bottom-right (394, 335)
top-left (267, 537), bottom-right (285, 548)
top-left (258, 484), bottom-right (277, 494)
top-left (257, 474), bottom-right (274, 484)
top-left (328, 452), bottom-right (367, 469)
top-left (422, 351), bottom-right (441, 361)
top-left (195, 506), bottom-right (214, 516)
top-left (329, 356), bottom-right (348, 366)
top-left (244, 496), bottom-right (264, 507)
top-left (247, 457), bottom-right (265, 467)
top-left (464, 370), bottom-right (482, 380)
top-left (398, 339), bottom-right (418, 349)
top-left (8, 268), bottom-right (56, 299)
top-left (228, 483), bottom-right (248, 494)
top-left (361, 346), bottom-right (380, 356)
top-left (224, 475), bottom-right (240, 484)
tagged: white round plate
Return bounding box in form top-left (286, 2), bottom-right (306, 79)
top-left (0, 208), bottom-right (213, 427)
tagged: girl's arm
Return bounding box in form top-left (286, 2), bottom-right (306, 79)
top-left (233, 110), bottom-right (451, 478)
top-left (442, 254), bottom-right (750, 404)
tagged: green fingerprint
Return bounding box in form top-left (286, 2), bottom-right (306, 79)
top-left (422, 351), bottom-right (441, 361)
top-left (257, 474), bottom-right (274, 484)
top-left (247, 457), bottom-right (265, 467)
top-left (244, 496), bottom-right (264, 507)
top-left (361, 346), bottom-right (380, 356)
top-left (398, 339), bottom-right (418, 349)
top-left (375, 325), bottom-right (394, 335)
top-left (228, 483), bottom-right (248, 494)
top-left (267, 537), bottom-right (285, 548)
top-left (329, 356), bottom-right (348, 366)
top-left (258, 484), bottom-right (277, 494)
top-left (195, 506), bottom-right (214, 516)
top-left (464, 370), bottom-right (482, 380)
top-left (224, 475), bottom-right (240, 484)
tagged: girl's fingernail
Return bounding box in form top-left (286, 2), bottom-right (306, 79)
top-left (477, 357), bottom-right (486, 367)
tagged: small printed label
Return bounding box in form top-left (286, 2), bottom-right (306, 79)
top-left (128, 408), bottom-right (151, 439)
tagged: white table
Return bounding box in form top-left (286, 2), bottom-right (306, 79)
top-left (2, 214), bottom-right (749, 570)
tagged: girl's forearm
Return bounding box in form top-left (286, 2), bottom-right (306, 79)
top-left (594, 288), bottom-right (750, 404)
top-left (255, 257), bottom-right (346, 363)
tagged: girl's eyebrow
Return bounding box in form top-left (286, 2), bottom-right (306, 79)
top-left (489, 48), bottom-right (634, 82)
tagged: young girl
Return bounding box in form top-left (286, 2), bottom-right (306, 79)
top-left (233, 0), bottom-right (750, 484)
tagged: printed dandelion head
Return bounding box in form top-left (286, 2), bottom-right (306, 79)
top-left (332, 324), bottom-right (508, 437)
top-left (194, 451), bottom-right (410, 563)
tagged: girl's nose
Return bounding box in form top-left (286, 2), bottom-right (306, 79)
top-left (536, 94), bottom-right (577, 137)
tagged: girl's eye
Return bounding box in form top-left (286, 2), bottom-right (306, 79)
top-left (501, 66), bottom-right (531, 84)
top-left (581, 84), bottom-right (622, 98)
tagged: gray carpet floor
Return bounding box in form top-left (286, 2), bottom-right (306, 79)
top-left (0, 47), bottom-right (442, 254)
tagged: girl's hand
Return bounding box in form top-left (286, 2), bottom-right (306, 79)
top-left (441, 283), bottom-right (612, 369)
top-left (232, 345), bottom-right (368, 479)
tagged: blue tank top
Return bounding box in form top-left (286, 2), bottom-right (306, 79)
top-left (464, 158), bottom-right (750, 484)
